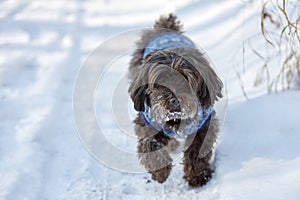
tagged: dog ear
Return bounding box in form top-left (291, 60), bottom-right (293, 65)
top-left (196, 63), bottom-right (223, 105)
top-left (179, 49), bottom-right (223, 105)
top-left (129, 84), bottom-right (148, 111)
top-left (128, 67), bottom-right (150, 111)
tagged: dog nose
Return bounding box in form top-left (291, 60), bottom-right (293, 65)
top-left (169, 97), bottom-right (180, 108)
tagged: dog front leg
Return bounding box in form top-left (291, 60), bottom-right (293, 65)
top-left (183, 129), bottom-right (214, 187)
top-left (137, 133), bottom-right (173, 183)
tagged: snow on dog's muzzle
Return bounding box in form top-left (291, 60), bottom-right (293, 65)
top-left (140, 102), bottom-right (215, 138)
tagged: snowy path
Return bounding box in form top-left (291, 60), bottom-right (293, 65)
top-left (1, 0), bottom-right (300, 199)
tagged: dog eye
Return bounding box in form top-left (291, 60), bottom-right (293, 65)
top-left (166, 93), bottom-right (173, 99)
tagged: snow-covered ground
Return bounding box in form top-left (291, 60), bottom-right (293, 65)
top-left (1, 0), bottom-right (300, 199)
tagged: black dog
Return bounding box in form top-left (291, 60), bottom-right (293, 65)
top-left (128, 13), bottom-right (223, 187)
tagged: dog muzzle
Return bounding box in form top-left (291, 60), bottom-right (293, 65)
top-left (139, 102), bottom-right (215, 138)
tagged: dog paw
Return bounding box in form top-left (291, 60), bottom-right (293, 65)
top-left (150, 139), bottom-right (163, 151)
top-left (187, 168), bottom-right (212, 187)
top-left (151, 165), bottom-right (172, 183)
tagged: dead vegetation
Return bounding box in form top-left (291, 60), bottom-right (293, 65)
top-left (236, 0), bottom-right (300, 97)
top-left (260, 0), bottom-right (300, 91)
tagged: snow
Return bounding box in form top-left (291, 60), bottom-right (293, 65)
top-left (216, 91), bottom-right (300, 200)
top-left (1, 0), bottom-right (300, 199)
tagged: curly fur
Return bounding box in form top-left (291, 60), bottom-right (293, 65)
top-left (128, 13), bottom-right (223, 187)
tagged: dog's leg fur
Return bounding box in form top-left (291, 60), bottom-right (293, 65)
top-left (183, 118), bottom-right (219, 187)
top-left (134, 116), bottom-right (173, 183)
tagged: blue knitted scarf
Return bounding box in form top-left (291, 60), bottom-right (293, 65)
top-left (143, 32), bottom-right (196, 58)
top-left (140, 102), bottom-right (215, 138)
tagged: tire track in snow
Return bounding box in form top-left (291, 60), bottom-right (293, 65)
top-left (30, 1), bottom-right (86, 199)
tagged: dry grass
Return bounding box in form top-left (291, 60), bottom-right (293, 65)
top-left (259, 0), bottom-right (300, 91)
top-left (236, 0), bottom-right (300, 97)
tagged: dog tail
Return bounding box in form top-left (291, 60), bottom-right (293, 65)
top-left (154, 13), bottom-right (183, 32)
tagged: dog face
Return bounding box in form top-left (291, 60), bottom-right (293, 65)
top-left (146, 83), bottom-right (197, 131)
top-left (129, 47), bottom-right (223, 134)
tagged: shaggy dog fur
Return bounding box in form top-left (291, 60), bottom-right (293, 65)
top-left (128, 14), bottom-right (223, 187)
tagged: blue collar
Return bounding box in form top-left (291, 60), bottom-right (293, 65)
top-left (143, 32), bottom-right (196, 58)
top-left (139, 103), bottom-right (215, 138)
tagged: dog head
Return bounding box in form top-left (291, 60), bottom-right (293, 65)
top-left (129, 47), bottom-right (223, 134)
